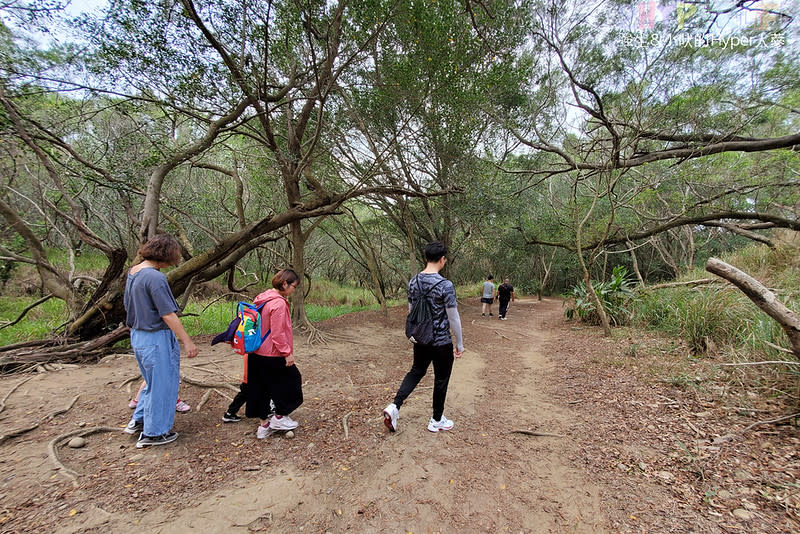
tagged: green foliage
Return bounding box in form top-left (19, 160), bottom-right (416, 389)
top-left (0, 297), bottom-right (68, 346)
top-left (564, 266), bottom-right (635, 326)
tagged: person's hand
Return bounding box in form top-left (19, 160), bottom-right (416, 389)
top-left (454, 347), bottom-right (464, 358)
top-left (285, 354), bottom-right (295, 366)
top-left (185, 340), bottom-right (199, 359)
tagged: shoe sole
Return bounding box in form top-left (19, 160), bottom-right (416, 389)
top-left (222, 418), bottom-right (241, 423)
top-left (383, 411), bottom-right (396, 432)
top-left (136, 435), bottom-right (178, 448)
top-left (123, 424), bottom-right (142, 435)
top-left (427, 425), bottom-right (453, 432)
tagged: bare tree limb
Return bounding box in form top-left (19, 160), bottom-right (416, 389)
top-left (706, 258), bottom-right (800, 357)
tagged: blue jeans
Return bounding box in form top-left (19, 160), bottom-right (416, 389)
top-left (131, 328), bottom-right (180, 437)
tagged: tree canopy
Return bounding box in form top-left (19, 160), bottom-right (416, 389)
top-left (0, 0), bottom-right (798, 351)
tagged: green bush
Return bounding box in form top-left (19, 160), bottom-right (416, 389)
top-left (564, 266), bottom-right (635, 326)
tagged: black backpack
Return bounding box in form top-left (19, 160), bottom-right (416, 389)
top-left (405, 275), bottom-right (444, 345)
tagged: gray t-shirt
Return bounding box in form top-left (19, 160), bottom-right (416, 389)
top-left (482, 281), bottom-right (495, 299)
top-left (124, 268), bottom-right (179, 331)
top-left (408, 272), bottom-right (458, 347)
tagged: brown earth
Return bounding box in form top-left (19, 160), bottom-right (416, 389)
top-left (0, 297), bottom-right (798, 533)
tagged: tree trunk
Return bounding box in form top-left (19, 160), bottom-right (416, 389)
top-left (289, 220), bottom-right (309, 329)
top-left (705, 257), bottom-right (800, 356)
top-left (627, 240), bottom-right (645, 287)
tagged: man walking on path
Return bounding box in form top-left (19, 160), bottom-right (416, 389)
top-left (384, 241), bottom-right (465, 433)
top-left (481, 275), bottom-right (496, 317)
top-left (497, 278), bottom-right (516, 320)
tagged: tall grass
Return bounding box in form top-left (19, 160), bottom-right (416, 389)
top-left (632, 243), bottom-right (800, 357)
top-left (0, 297), bottom-right (70, 346)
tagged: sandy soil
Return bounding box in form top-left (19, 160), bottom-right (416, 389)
top-left (0, 297), bottom-right (797, 533)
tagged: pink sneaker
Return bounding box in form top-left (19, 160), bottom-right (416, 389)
top-left (128, 399), bottom-right (138, 409)
top-left (176, 399), bottom-right (191, 412)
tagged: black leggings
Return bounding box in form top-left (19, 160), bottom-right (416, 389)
top-left (227, 382), bottom-right (247, 415)
top-left (393, 343), bottom-right (454, 421)
top-left (498, 298), bottom-right (510, 317)
top-left (245, 354), bottom-right (303, 420)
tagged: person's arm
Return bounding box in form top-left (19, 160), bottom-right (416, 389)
top-left (512, 290), bottom-right (516, 302)
top-left (445, 307), bottom-right (464, 357)
top-left (162, 312), bottom-right (198, 358)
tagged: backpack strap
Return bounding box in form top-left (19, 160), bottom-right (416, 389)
top-left (253, 302), bottom-right (271, 345)
top-left (413, 275), bottom-right (446, 301)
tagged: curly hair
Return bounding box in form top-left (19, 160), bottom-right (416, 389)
top-left (271, 269), bottom-right (300, 290)
top-left (138, 234), bottom-right (182, 265)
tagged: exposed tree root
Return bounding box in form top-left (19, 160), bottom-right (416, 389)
top-left (48, 426), bottom-right (120, 486)
top-left (298, 322), bottom-right (327, 346)
top-left (179, 373), bottom-right (239, 393)
top-left (0, 375), bottom-right (34, 415)
top-left (0, 423), bottom-right (40, 445)
top-left (46, 395), bottom-right (79, 421)
top-left (0, 326), bottom-right (130, 374)
top-left (319, 331), bottom-right (385, 348)
top-left (0, 394), bottom-right (79, 445)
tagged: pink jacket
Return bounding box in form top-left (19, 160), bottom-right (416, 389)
top-left (252, 288), bottom-right (293, 358)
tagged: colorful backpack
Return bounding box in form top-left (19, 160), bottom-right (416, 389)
top-left (218, 302), bottom-right (270, 355)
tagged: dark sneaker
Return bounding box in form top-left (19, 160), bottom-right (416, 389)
top-left (136, 432), bottom-right (179, 448)
top-left (222, 412), bottom-right (242, 423)
top-left (123, 418), bottom-right (143, 435)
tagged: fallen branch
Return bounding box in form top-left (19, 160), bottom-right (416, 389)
top-left (510, 429), bottom-right (564, 438)
top-left (763, 341), bottom-right (794, 355)
top-left (0, 294), bottom-right (53, 330)
top-left (48, 426), bottom-right (119, 485)
top-left (741, 412), bottom-right (800, 434)
top-left (342, 411), bottom-right (353, 439)
top-left (720, 360), bottom-right (800, 367)
top-left (706, 257), bottom-right (800, 356)
top-left (195, 389), bottom-right (213, 411)
top-left (214, 388), bottom-right (233, 402)
top-left (0, 375), bottom-right (34, 414)
top-left (179, 373), bottom-right (239, 392)
top-left (643, 278), bottom-right (719, 290)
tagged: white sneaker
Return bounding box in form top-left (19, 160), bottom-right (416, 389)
top-left (383, 403), bottom-right (398, 432)
top-left (256, 423), bottom-right (273, 439)
top-left (269, 414), bottom-right (298, 431)
top-left (427, 415), bottom-right (454, 432)
top-left (123, 418), bottom-right (143, 435)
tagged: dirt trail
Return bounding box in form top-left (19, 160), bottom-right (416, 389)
top-left (117, 297), bottom-right (605, 533)
top-left (10, 296), bottom-right (789, 533)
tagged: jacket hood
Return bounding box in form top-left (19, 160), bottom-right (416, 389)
top-left (254, 288), bottom-right (285, 306)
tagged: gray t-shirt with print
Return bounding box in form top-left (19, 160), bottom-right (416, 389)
top-left (124, 268), bottom-right (179, 331)
top-left (482, 281), bottom-right (495, 299)
top-left (408, 272), bottom-right (458, 347)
